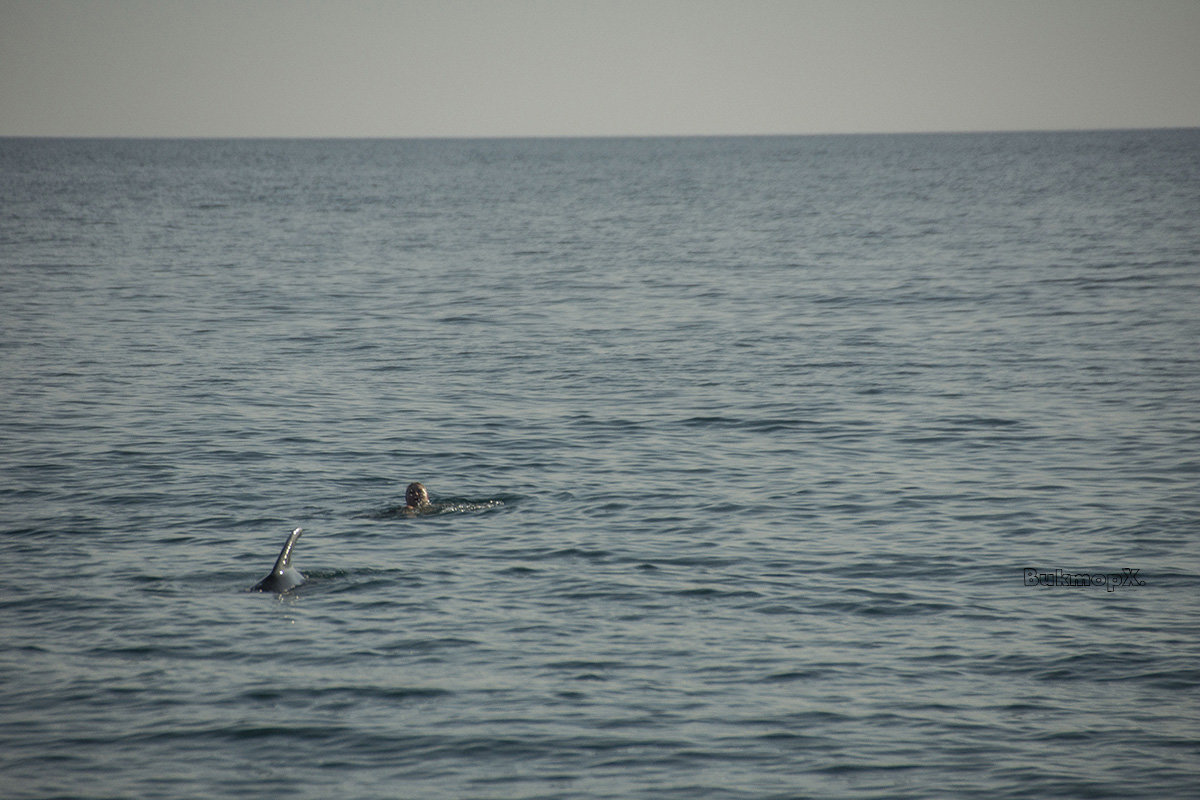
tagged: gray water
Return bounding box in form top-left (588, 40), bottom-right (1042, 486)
top-left (2, 131), bottom-right (1199, 799)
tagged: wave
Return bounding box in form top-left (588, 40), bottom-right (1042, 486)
top-left (360, 496), bottom-right (510, 520)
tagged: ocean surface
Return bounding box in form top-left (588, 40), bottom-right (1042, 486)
top-left (2, 131), bottom-right (1199, 799)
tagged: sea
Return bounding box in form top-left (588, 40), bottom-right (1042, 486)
top-left (1, 130), bottom-right (1199, 799)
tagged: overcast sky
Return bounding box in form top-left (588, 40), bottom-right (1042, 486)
top-left (2, 0), bottom-right (1198, 137)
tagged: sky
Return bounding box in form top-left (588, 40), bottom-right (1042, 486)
top-left (2, 0), bottom-right (1198, 138)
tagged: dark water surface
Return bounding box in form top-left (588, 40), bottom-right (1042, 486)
top-left (2, 132), bottom-right (1199, 798)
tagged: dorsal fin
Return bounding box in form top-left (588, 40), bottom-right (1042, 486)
top-left (272, 527), bottom-right (303, 574)
top-left (252, 527), bottom-right (306, 593)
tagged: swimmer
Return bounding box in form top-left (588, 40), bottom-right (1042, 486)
top-left (403, 481), bottom-right (433, 515)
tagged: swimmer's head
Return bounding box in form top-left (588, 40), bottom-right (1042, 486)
top-left (405, 482), bottom-right (430, 509)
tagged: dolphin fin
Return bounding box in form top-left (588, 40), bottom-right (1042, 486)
top-left (252, 527), bottom-right (305, 593)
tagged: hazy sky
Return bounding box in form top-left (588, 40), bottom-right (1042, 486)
top-left (2, 0), bottom-right (1198, 137)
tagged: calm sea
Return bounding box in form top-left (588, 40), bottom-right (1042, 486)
top-left (2, 131), bottom-right (1199, 799)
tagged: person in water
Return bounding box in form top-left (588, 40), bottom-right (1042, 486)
top-left (403, 482), bottom-right (433, 515)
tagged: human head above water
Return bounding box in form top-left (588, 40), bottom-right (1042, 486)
top-left (405, 482), bottom-right (430, 509)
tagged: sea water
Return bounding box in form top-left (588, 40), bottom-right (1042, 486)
top-left (1, 131), bottom-right (1199, 798)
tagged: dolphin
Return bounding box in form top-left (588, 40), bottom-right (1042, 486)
top-left (251, 527), bottom-right (305, 593)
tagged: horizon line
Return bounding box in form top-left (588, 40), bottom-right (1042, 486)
top-left (3, 125), bottom-right (1198, 142)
